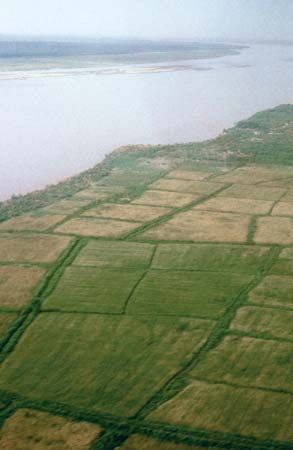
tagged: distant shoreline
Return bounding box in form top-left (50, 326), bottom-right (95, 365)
top-left (0, 39), bottom-right (245, 80)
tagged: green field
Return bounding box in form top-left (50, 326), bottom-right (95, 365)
top-left (0, 313), bottom-right (213, 416)
top-left (0, 105), bottom-right (293, 450)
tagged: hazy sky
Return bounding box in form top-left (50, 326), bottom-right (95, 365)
top-left (1, 0), bottom-right (293, 41)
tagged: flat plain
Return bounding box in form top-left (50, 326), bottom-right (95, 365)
top-left (0, 106), bottom-right (293, 450)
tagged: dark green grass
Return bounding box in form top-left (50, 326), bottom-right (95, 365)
top-left (0, 313), bottom-right (214, 417)
top-left (151, 243), bottom-right (269, 274)
top-left (127, 270), bottom-right (253, 319)
top-left (42, 267), bottom-right (144, 313)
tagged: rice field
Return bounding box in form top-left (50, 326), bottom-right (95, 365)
top-left (43, 267), bottom-right (144, 313)
top-left (120, 435), bottom-right (208, 450)
top-left (0, 313), bottom-right (214, 416)
top-left (127, 270), bottom-right (252, 319)
top-left (149, 179), bottom-right (222, 195)
top-left (148, 380), bottom-right (293, 441)
top-left (141, 210), bottom-right (251, 242)
top-left (132, 189), bottom-right (198, 207)
top-left (0, 214), bottom-right (66, 232)
top-left (55, 217), bottom-right (141, 238)
top-left (0, 409), bottom-right (102, 450)
top-left (0, 265), bottom-right (46, 309)
top-left (189, 335), bottom-right (293, 393)
top-left (1, 107), bottom-right (293, 449)
top-left (82, 203), bottom-right (171, 222)
top-left (0, 313), bottom-right (17, 340)
top-left (73, 240), bottom-right (154, 269)
top-left (0, 233), bottom-right (72, 263)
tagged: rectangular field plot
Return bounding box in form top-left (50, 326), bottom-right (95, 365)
top-left (142, 210), bottom-right (250, 243)
top-left (0, 214), bottom-right (66, 232)
top-left (120, 435), bottom-right (207, 450)
top-left (249, 275), bottom-right (293, 309)
top-left (0, 266), bottom-right (46, 309)
top-left (218, 184), bottom-right (285, 201)
top-left (127, 270), bottom-right (252, 319)
top-left (148, 379), bottom-right (293, 441)
top-left (73, 240), bottom-right (154, 269)
top-left (55, 217), bottom-right (140, 238)
top-left (43, 267), bottom-right (143, 313)
top-left (280, 189), bottom-right (293, 202)
top-left (0, 409), bottom-right (102, 450)
top-left (213, 165), bottom-right (293, 185)
top-left (149, 179), bottom-right (221, 196)
top-left (195, 197), bottom-right (273, 215)
top-left (280, 247), bottom-right (293, 259)
top-left (230, 306), bottom-right (293, 341)
top-left (82, 203), bottom-right (171, 222)
top-left (0, 234), bottom-right (72, 263)
top-left (190, 335), bottom-right (293, 393)
top-left (95, 169), bottom-right (160, 188)
top-left (72, 187), bottom-right (117, 201)
top-left (269, 258), bottom-right (293, 276)
top-left (166, 169), bottom-right (212, 181)
top-left (0, 313), bottom-right (214, 416)
top-left (152, 244), bottom-right (269, 273)
top-left (272, 201), bottom-right (293, 216)
top-left (39, 199), bottom-right (91, 215)
top-left (254, 216), bottom-right (293, 245)
top-left (270, 248), bottom-right (293, 275)
top-left (0, 313), bottom-right (17, 340)
top-left (132, 190), bottom-right (198, 207)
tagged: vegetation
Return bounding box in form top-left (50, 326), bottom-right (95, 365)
top-left (0, 105), bottom-right (293, 450)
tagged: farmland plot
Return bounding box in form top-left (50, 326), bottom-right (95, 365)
top-left (213, 165), bottom-right (293, 185)
top-left (0, 265), bottom-right (46, 309)
top-left (39, 199), bottom-right (91, 215)
top-left (189, 335), bottom-right (293, 393)
top-left (0, 313), bottom-right (17, 340)
top-left (73, 240), bottom-right (154, 269)
top-left (0, 409), bottom-right (102, 450)
top-left (149, 179), bottom-right (221, 196)
top-left (271, 201), bottom-right (293, 216)
top-left (148, 379), bottom-right (293, 441)
top-left (151, 243), bottom-right (269, 273)
top-left (132, 190), bottom-right (198, 207)
top-left (0, 313), bottom-right (214, 416)
top-left (254, 216), bottom-right (293, 245)
top-left (82, 203), bottom-right (171, 222)
top-left (166, 169), bottom-right (212, 181)
top-left (249, 274), bottom-right (293, 309)
top-left (55, 217), bottom-right (140, 238)
top-left (127, 270), bottom-right (252, 319)
top-left (141, 210), bottom-right (250, 243)
top-left (120, 435), bottom-right (209, 450)
top-left (43, 267), bottom-right (144, 313)
top-left (230, 306), bottom-right (293, 341)
top-left (195, 196), bottom-right (273, 215)
top-left (217, 184), bottom-right (285, 201)
top-left (0, 233), bottom-right (72, 263)
top-left (0, 214), bottom-right (66, 232)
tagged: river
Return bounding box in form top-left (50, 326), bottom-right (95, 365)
top-left (0, 43), bottom-right (293, 200)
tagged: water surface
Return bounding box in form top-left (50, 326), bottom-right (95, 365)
top-left (0, 44), bottom-right (293, 200)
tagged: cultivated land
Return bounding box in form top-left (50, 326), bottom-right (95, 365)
top-left (0, 105), bottom-right (293, 450)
